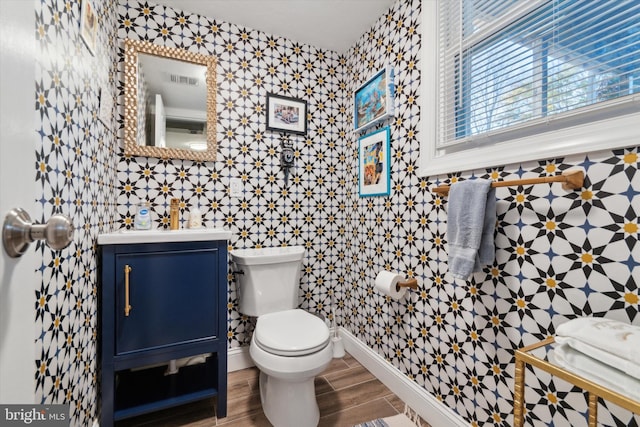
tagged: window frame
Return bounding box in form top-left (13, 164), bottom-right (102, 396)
top-left (418, 0), bottom-right (640, 178)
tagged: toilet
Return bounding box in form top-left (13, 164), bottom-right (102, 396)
top-left (230, 246), bottom-right (332, 427)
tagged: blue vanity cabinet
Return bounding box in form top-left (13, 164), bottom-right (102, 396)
top-left (98, 237), bottom-right (228, 426)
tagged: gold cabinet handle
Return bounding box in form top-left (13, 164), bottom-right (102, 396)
top-left (124, 264), bottom-right (132, 316)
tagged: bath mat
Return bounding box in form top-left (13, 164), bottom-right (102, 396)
top-left (353, 413), bottom-right (420, 427)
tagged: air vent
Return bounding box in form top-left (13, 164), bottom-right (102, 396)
top-left (169, 74), bottom-right (199, 86)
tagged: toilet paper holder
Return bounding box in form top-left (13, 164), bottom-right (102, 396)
top-left (396, 277), bottom-right (418, 291)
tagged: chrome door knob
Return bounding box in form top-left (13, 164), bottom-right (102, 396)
top-left (2, 208), bottom-right (74, 257)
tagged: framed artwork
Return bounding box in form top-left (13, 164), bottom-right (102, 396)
top-left (266, 93), bottom-right (308, 135)
top-left (80, 0), bottom-right (98, 56)
top-left (358, 126), bottom-right (390, 197)
top-left (353, 67), bottom-right (394, 132)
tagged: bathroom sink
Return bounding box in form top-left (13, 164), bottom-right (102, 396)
top-left (97, 227), bottom-right (232, 245)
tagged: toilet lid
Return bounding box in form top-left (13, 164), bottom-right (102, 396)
top-left (254, 309), bottom-right (330, 357)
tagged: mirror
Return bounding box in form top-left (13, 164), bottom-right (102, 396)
top-left (124, 39), bottom-right (217, 161)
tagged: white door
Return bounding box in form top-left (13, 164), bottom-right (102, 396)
top-left (0, 0), bottom-right (38, 403)
top-left (155, 93), bottom-right (167, 147)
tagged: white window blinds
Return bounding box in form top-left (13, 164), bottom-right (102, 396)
top-left (437, 0), bottom-right (640, 152)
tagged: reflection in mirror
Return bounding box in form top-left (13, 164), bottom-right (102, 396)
top-left (124, 39), bottom-right (217, 161)
top-left (137, 54), bottom-right (207, 150)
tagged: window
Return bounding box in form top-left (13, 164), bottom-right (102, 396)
top-left (420, 0), bottom-right (640, 176)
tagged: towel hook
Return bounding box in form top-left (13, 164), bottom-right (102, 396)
top-left (2, 208), bottom-right (74, 258)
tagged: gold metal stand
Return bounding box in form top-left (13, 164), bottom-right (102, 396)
top-left (514, 337), bottom-right (640, 427)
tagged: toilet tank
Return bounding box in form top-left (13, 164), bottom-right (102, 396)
top-left (230, 246), bottom-right (305, 316)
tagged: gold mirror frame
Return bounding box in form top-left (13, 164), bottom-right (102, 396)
top-left (124, 39), bottom-right (217, 161)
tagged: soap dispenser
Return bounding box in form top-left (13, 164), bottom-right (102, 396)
top-left (134, 201), bottom-right (152, 230)
top-left (170, 198), bottom-right (180, 230)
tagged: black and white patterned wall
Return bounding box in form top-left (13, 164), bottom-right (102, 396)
top-left (117, 1), bottom-right (640, 425)
top-left (116, 0), bottom-right (348, 350)
top-left (117, 0), bottom-right (640, 426)
top-left (34, 0), bottom-right (119, 425)
top-left (342, 2), bottom-right (640, 426)
top-left (31, 0), bottom-right (639, 425)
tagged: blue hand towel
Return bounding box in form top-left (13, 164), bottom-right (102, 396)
top-left (447, 178), bottom-right (496, 280)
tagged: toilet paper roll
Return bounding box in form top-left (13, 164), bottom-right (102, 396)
top-left (374, 270), bottom-right (407, 300)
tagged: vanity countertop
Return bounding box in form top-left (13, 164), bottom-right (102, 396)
top-left (97, 228), bottom-right (232, 245)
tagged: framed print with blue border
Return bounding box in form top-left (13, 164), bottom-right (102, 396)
top-left (358, 126), bottom-right (390, 197)
top-left (353, 67), bottom-right (394, 132)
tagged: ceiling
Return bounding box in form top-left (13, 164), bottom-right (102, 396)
top-left (156, 0), bottom-right (397, 53)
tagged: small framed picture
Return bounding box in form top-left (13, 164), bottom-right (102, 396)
top-left (358, 126), bottom-right (390, 197)
top-left (80, 0), bottom-right (97, 56)
top-left (354, 67), bottom-right (394, 132)
top-left (266, 93), bottom-right (307, 135)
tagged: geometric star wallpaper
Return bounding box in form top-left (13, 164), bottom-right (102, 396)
top-left (116, 0), bottom-right (351, 351)
top-left (33, 0), bottom-right (638, 425)
top-left (34, 0), bottom-right (119, 425)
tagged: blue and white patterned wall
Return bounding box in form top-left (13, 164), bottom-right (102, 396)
top-left (34, 0), bottom-right (120, 425)
top-left (116, 0), bottom-right (348, 349)
top-left (117, 0), bottom-right (640, 426)
top-left (342, 1), bottom-right (640, 426)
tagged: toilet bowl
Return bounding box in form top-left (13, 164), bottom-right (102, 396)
top-left (250, 309), bottom-right (332, 427)
top-left (230, 246), bottom-right (333, 427)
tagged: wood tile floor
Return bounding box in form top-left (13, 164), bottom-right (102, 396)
top-left (116, 352), bottom-right (431, 427)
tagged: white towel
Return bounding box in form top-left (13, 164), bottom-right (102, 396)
top-left (447, 178), bottom-right (496, 280)
top-left (552, 343), bottom-right (640, 401)
top-left (556, 317), bottom-right (640, 380)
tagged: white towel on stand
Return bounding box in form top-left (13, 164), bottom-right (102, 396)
top-left (556, 317), bottom-right (640, 380)
top-left (552, 343), bottom-right (640, 401)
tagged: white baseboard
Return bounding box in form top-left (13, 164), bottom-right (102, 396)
top-left (228, 345), bottom-right (254, 372)
top-left (339, 327), bottom-right (468, 427)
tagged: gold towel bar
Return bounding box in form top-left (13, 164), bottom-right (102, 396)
top-left (396, 278), bottom-right (418, 291)
top-left (433, 169), bottom-right (584, 197)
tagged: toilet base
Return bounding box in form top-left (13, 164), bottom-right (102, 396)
top-left (260, 371), bottom-right (319, 427)
top-left (250, 337), bottom-right (333, 427)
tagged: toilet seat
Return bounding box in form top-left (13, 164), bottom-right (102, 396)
top-left (254, 309), bottom-right (330, 356)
